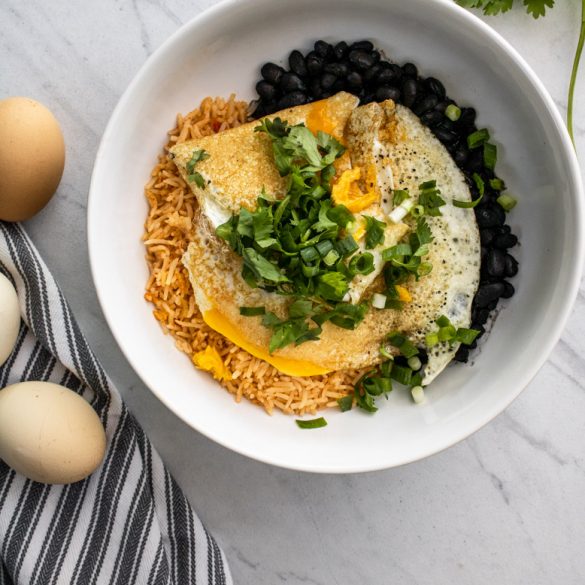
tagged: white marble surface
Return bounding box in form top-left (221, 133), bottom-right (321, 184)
top-left (2, 1), bottom-right (585, 583)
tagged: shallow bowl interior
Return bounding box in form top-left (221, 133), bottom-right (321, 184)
top-left (88, 0), bottom-right (583, 472)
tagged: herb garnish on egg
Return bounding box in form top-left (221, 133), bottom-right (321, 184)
top-left (186, 149), bottom-right (210, 188)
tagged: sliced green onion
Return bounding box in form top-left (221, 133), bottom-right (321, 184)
top-left (349, 253), bottom-right (375, 275)
top-left (490, 178), bottom-right (505, 191)
top-left (390, 364), bottom-right (412, 386)
top-left (420, 180), bottom-right (437, 190)
top-left (483, 143), bottom-right (497, 170)
top-left (438, 325), bottom-right (457, 342)
top-left (467, 128), bottom-right (490, 149)
top-left (411, 386), bottom-right (425, 404)
top-left (411, 204), bottom-right (425, 218)
top-left (296, 417), bottom-right (328, 429)
top-left (453, 173), bottom-right (484, 209)
top-left (445, 104), bottom-right (461, 122)
top-left (335, 235), bottom-right (359, 257)
top-left (379, 345), bottom-right (393, 359)
top-left (337, 395), bottom-right (354, 412)
top-left (239, 306), bottom-right (266, 316)
top-left (301, 263), bottom-right (320, 277)
top-left (363, 376), bottom-right (392, 396)
top-left (497, 193), bottom-right (517, 212)
top-left (322, 249), bottom-right (340, 266)
top-left (372, 293), bottom-right (387, 309)
top-left (407, 356), bottom-right (422, 371)
top-left (300, 246), bottom-right (319, 263)
top-left (388, 199), bottom-right (414, 223)
top-left (316, 239), bottom-right (333, 257)
top-left (425, 332), bottom-right (439, 348)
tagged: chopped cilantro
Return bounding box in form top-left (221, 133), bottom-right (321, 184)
top-left (186, 149), bottom-right (210, 188)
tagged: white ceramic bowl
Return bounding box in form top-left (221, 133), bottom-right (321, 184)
top-left (88, 0), bottom-right (584, 473)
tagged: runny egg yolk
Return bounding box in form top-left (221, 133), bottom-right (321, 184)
top-left (331, 165), bottom-right (380, 213)
top-left (202, 308), bottom-right (331, 377)
top-left (306, 100), bottom-right (344, 142)
top-left (193, 345), bottom-right (232, 381)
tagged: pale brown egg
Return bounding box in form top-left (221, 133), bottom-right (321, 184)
top-left (0, 97), bottom-right (65, 221)
top-left (0, 381), bottom-right (106, 484)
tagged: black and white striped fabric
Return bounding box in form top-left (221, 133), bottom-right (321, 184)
top-left (0, 222), bottom-right (232, 585)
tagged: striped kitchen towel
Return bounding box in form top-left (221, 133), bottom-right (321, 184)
top-left (0, 222), bottom-right (232, 585)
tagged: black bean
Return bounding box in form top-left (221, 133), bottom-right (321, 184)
top-left (474, 282), bottom-right (505, 308)
top-left (346, 71), bottom-right (363, 89)
top-left (504, 254), bottom-right (519, 277)
top-left (324, 62), bottom-right (349, 77)
top-left (487, 299), bottom-right (499, 311)
top-left (420, 110), bottom-right (444, 127)
top-left (412, 94), bottom-right (439, 116)
top-left (454, 346), bottom-right (469, 363)
top-left (332, 78), bottom-right (346, 93)
top-left (375, 86), bottom-right (401, 102)
top-left (493, 233), bottom-right (518, 249)
top-left (476, 207), bottom-right (503, 228)
top-left (480, 228), bottom-right (495, 246)
top-left (350, 40), bottom-right (374, 51)
top-left (433, 126), bottom-right (459, 144)
top-left (309, 78), bottom-right (323, 98)
top-left (375, 67), bottom-right (398, 86)
top-left (481, 246), bottom-right (487, 261)
top-left (466, 148), bottom-right (484, 172)
top-left (288, 50), bottom-right (308, 78)
top-left (453, 144), bottom-right (469, 165)
top-left (361, 92), bottom-right (375, 104)
top-left (348, 50), bottom-right (375, 70)
top-left (251, 102), bottom-right (268, 118)
top-left (475, 308), bottom-right (490, 325)
top-left (255, 81), bottom-right (276, 101)
top-left (370, 50), bottom-right (381, 64)
top-left (362, 63), bottom-right (382, 83)
top-left (458, 107), bottom-right (477, 129)
top-left (402, 62), bottom-right (418, 78)
top-left (280, 72), bottom-right (306, 92)
top-left (314, 40), bottom-right (333, 59)
top-left (277, 92), bottom-right (307, 109)
top-left (306, 54), bottom-right (324, 76)
top-left (501, 281), bottom-right (515, 299)
top-left (320, 72), bottom-right (337, 90)
top-left (434, 100), bottom-right (452, 113)
top-left (486, 248), bottom-right (506, 278)
top-left (402, 78), bottom-right (418, 107)
top-left (261, 62), bottom-right (285, 85)
top-left (425, 77), bottom-right (446, 99)
top-left (334, 41), bottom-right (349, 60)
top-left (418, 349), bottom-right (429, 365)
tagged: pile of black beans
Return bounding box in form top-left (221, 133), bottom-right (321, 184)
top-left (251, 40), bottom-right (519, 363)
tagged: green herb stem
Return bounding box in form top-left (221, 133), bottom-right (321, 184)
top-left (568, 0), bottom-right (585, 144)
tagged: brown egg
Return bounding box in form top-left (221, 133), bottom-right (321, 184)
top-left (0, 97), bottom-right (65, 222)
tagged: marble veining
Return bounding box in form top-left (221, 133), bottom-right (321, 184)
top-left (1, 1), bottom-right (584, 583)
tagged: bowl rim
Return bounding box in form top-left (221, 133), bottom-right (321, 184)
top-left (88, 0), bottom-right (585, 473)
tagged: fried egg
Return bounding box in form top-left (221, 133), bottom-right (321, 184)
top-left (171, 94), bottom-right (480, 384)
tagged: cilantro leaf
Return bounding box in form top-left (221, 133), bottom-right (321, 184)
top-left (363, 216), bottom-right (386, 249)
top-left (186, 149), bottom-right (210, 189)
top-left (242, 248), bottom-right (289, 283)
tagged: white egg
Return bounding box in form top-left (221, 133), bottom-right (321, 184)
top-left (0, 381), bottom-right (106, 484)
top-left (0, 273), bottom-right (20, 367)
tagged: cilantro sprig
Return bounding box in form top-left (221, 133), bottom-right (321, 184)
top-left (457, 0), bottom-right (583, 144)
